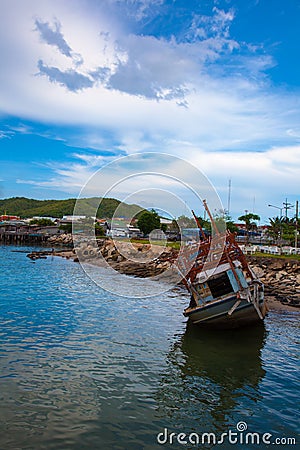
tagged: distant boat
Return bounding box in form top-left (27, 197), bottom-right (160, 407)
top-left (178, 201), bottom-right (266, 328)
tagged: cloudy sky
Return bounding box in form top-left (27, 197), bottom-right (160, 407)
top-left (0, 0), bottom-right (299, 222)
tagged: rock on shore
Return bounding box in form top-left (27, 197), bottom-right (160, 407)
top-left (248, 256), bottom-right (300, 308)
top-left (74, 239), bottom-right (178, 278)
top-left (47, 234), bottom-right (73, 246)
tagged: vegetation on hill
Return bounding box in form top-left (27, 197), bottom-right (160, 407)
top-left (0, 197), bottom-right (143, 219)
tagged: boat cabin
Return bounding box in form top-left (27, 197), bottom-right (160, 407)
top-left (193, 262), bottom-right (249, 306)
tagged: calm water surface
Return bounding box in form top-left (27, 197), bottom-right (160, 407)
top-left (0, 245), bottom-right (299, 449)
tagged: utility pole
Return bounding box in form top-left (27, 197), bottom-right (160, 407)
top-left (227, 178), bottom-right (231, 216)
top-left (244, 209), bottom-right (249, 244)
top-left (283, 198), bottom-right (293, 218)
top-left (295, 200), bottom-right (298, 249)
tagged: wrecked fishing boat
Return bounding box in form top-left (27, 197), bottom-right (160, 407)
top-left (180, 201), bottom-right (266, 328)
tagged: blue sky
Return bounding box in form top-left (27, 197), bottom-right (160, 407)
top-left (0, 0), bottom-right (299, 222)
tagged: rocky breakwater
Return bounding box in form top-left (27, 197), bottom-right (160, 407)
top-left (249, 256), bottom-right (300, 308)
top-left (28, 237), bottom-right (300, 310)
top-left (26, 238), bottom-right (178, 274)
top-left (74, 239), bottom-right (178, 278)
top-left (47, 233), bottom-right (73, 246)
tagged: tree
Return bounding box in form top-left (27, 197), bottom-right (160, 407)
top-left (268, 216), bottom-right (299, 245)
top-left (59, 223), bottom-right (72, 233)
top-left (160, 223), bottom-right (167, 232)
top-left (137, 210), bottom-right (161, 236)
top-left (281, 217), bottom-right (298, 245)
top-left (95, 222), bottom-right (106, 237)
top-left (238, 213), bottom-right (260, 243)
top-left (196, 216), bottom-right (211, 231)
top-left (267, 216), bottom-right (283, 243)
top-left (176, 215), bottom-right (211, 231)
top-left (170, 219), bottom-right (180, 232)
top-left (30, 218), bottom-right (55, 226)
top-left (214, 213), bottom-right (238, 234)
top-left (224, 218), bottom-right (238, 233)
top-left (176, 215), bottom-right (198, 228)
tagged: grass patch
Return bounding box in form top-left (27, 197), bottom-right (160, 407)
top-left (118, 238), bottom-right (181, 250)
top-left (166, 242), bottom-right (181, 250)
top-left (252, 252), bottom-right (300, 261)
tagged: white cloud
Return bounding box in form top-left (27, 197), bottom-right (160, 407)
top-left (115, 0), bottom-right (164, 22)
top-left (1, 0), bottom-right (299, 219)
top-left (16, 145), bottom-right (300, 221)
top-left (34, 18), bottom-right (74, 59)
top-left (0, 130), bottom-right (14, 139)
top-left (188, 7), bottom-right (236, 42)
top-left (37, 60), bottom-right (94, 91)
top-left (0, 0), bottom-right (281, 108)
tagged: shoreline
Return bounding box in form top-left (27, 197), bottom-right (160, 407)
top-left (22, 238), bottom-right (300, 313)
top-left (266, 297), bottom-right (299, 312)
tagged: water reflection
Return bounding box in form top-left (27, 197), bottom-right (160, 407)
top-left (156, 322), bottom-right (267, 433)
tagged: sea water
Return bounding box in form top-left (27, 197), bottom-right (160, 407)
top-left (0, 245), bottom-right (298, 449)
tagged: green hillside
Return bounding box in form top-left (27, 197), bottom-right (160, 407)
top-left (0, 197), bottom-right (144, 219)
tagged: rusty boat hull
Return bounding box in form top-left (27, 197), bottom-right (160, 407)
top-left (184, 293), bottom-right (267, 328)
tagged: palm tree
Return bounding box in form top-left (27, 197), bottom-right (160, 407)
top-left (267, 216), bottom-right (283, 244)
top-left (281, 217), bottom-right (297, 245)
top-left (238, 213), bottom-right (260, 244)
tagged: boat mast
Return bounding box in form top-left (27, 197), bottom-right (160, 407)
top-left (202, 199), bottom-right (220, 235)
top-left (202, 200), bottom-right (249, 288)
top-left (191, 210), bottom-right (206, 240)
